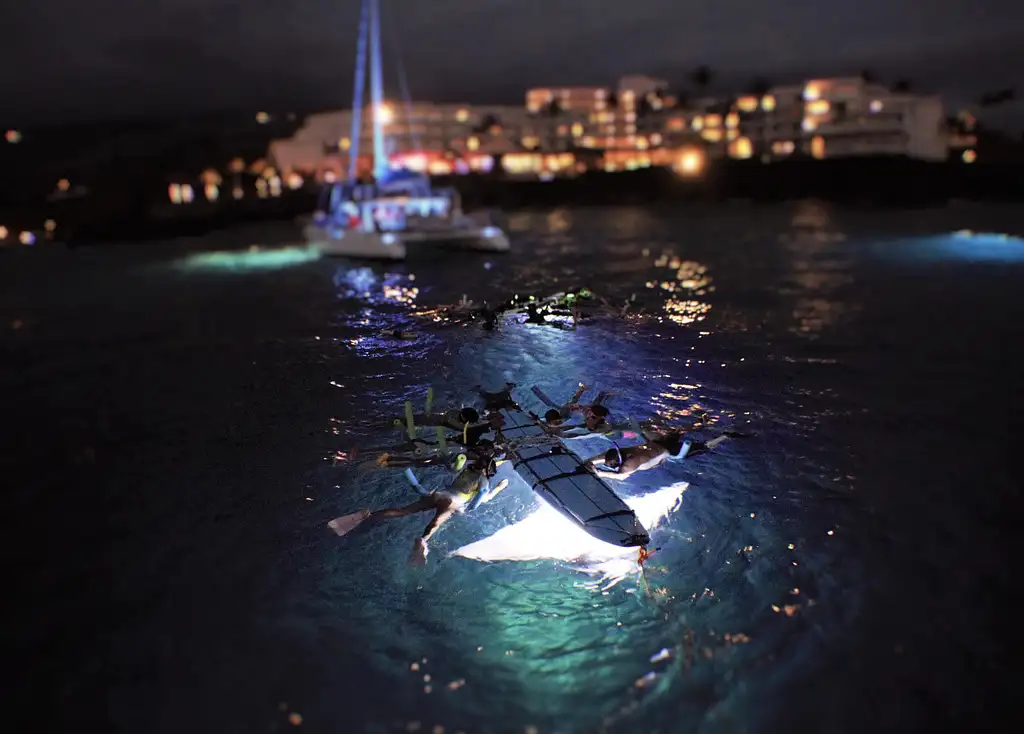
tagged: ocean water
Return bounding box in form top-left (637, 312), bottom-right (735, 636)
top-left (3, 203), bottom-right (1020, 734)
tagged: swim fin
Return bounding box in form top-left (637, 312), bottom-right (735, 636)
top-left (327, 509), bottom-right (370, 537)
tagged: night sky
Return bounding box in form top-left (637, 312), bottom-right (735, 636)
top-left (6, 0), bottom-right (1023, 127)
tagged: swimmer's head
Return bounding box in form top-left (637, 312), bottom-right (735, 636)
top-left (603, 448), bottom-right (622, 470)
top-left (544, 409), bottom-right (563, 425)
top-left (585, 405), bottom-right (609, 431)
top-left (458, 407), bottom-right (480, 424)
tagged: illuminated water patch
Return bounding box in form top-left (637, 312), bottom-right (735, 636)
top-left (880, 231), bottom-right (1024, 264)
top-left (179, 245), bottom-right (321, 272)
top-left (452, 482), bottom-right (687, 588)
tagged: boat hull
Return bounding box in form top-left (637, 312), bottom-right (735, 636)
top-left (304, 223), bottom-right (407, 260)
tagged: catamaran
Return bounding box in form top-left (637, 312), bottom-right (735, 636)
top-left (304, 0), bottom-right (511, 260)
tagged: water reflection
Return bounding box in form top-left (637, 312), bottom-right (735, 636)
top-left (177, 245), bottom-right (320, 272)
top-left (647, 255), bottom-right (714, 326)
top-left (780, 201), bottom-right (858, 338)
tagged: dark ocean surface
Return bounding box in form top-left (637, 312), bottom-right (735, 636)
top-left (3, 203), bottom-right (1021, 734)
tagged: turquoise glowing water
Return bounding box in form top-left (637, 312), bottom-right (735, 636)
top-left (3, 204), bottom-right (1019, 733)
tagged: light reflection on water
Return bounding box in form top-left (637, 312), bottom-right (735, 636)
top-left (7, 204), bottom-right (1018, 734)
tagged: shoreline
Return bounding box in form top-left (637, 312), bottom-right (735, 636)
top-left (3, 157), bottom-right (1022, 247)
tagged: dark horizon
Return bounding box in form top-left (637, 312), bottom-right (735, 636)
top-left (5, 0), bottom-right (1024, 129)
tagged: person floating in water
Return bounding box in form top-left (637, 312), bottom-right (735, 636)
top-left (542, 404), bottom-right (613, 437)
top-left (587, 430), bottom-right (752, 480)
top-left (397, 406), bottom-right (480, 433)
top-left (327, 453), bottom-right (509, 565)
top-left (475, 382), bottom-right (519, 411)
top-left (533, 384), bottom-right (615, 426)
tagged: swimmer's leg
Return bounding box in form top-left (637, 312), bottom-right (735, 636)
top-left (410, 500), bottom-right (457, 565)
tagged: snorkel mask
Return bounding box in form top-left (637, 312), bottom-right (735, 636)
top-left (595, 443), bottom-right (624, 473)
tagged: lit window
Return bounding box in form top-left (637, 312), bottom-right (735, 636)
top-left (701, 128), bottom-right (723, 142)
top-left (810, 136), bottom-right (826, 159)
top-left (962, 149), bottom-right (977, 163)
top-left (255, 112), bottom-right (270, 124)
top-left (455, 108), bottom-right (469, 122)
top-left (725, 113), bottom-right (739, 128)
top-left (339, 137), bottom-right (351, 151)
top-left (771, 140), bottom-right (795, 155)
top-left (802, 118), bottom-right (817, 132)
top-left (667, 118), bottom-right (685, 132)
top-left (737, 96), bottom-right (759, 113)
top-left (168, 183), bottom-right (182, 204)
top-left (57, 178), bottom-right (70, 192)
top-left (376, 104), bottom-right (394, 125)
top-left (650, 132), bottom-right (663, 145)
top-left (571, 122), bottom-right (583, 137)
top-left (729, 137), bottom-right (753, 159)
top-left (869, 100), bottom-right (883, 113)
top-left (44, 219), bottom-right (56, 233)
top-left (691, 116), bottom-right (704, 131)
top-left (4, 129), bottom-right (22, 144)
top-left (467, 136), bottom-right (480, 151)
top-left (806, 100), bottom-right (830, 115)
top-left (705, 114), bottom-right (722, 128)
top-left (0, 226), bottom-right (9, 239)
top-left (803, 83), bottom-right (821, 101)
top-left (761, 95), bottom-right (776, 112)
top-left (521, 135), bottom-right (540, 149)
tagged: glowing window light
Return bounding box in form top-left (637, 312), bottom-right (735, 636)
top-left (205, 184), bottom-right (219, 201)
top-left (772, 140), bottom-right (795, 155)
top-left (705, 114), bottom-right (722, 128)
top-left (962, 149), bottom-right (977, 163)
top-left (701, 128), bottom-right (722, 142)
top-left (803, 83), bottom-right (821, 101)
top-left (232, 187), bottom-right (244, 200)
top-left (286, 172), bottom-right (304, 190)
top-left (467, 136), bottom-right (480, 151)
top-left (650, 132), bottom-right (662, 145)
top-left (571, 122), bottom-right (583, 137)
top-left (5, 129), bottom-right (21, 143)
top-left (802, 117), bottom-right (818, 132)
top-left (806, 99), bottom-right (830, 115)
top-left (729, 136), bottom-right (753, 159)
top-left (168, 183), bottom-right (183, 204)
top-left (761, 95), bottom-right (776, 111)
top-left (810, 135), bottom-right (826, 159)
top-left (376, 103), bottom-right (394, 125)
top-left (0, 225), bottom-right (8, 239)
top-left (20, 231), bottom-right (36, 245)
top-left (869, 99), bottom-right (883, 113)
top-left (44, 219), bottom-right (56, 233)
top-left (725, 112), bottom-right (739, 128)
top-left (455, 108), bottom-right (469, 122)
top-left (255, 111), bottom-right (270, 123)
top-left (691, 116), bottom-right (704, 131)
top-left (737, 96), bottom-right (759, 113)
top-left (57, 178), bottom-right (70, 192)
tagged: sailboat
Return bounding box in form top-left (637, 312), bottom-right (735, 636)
top-left (304, 0), bottom-right (511, 260)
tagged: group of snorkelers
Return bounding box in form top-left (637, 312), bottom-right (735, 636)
top-left (401, 288), bottom-right (638, 333)
top-left (327, 382), bottom-right (750, 565)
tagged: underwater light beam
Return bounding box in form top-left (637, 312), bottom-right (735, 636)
top-left (452, 482), bottom-right (687, 584)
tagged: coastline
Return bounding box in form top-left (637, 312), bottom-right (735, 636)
top-left (3, 157), bottom-right (1022, 248)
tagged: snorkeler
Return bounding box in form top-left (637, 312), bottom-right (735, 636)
top-left (587, 430), bottom-right (752, 480)
top-left (379, 327), bottom-right (415, 339)
top-left (399, 406), bottom-right (480, 432)
top-left (542, 404), bottom-right (613, 437)
top-left (534, 384), bottom-right (616, 426)
top-left (327, 453), bottom-right (510, 565)
top-left (475, 382), bottom-right (519, 411)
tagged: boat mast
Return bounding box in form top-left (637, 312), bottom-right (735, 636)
top-left (368, 0), bottom-right (388, 181)
top-left (347, 0), bottom-right (369, 182)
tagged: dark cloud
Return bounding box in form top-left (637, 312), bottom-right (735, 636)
top-left (3, 0), bottom-right (1022, 126)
